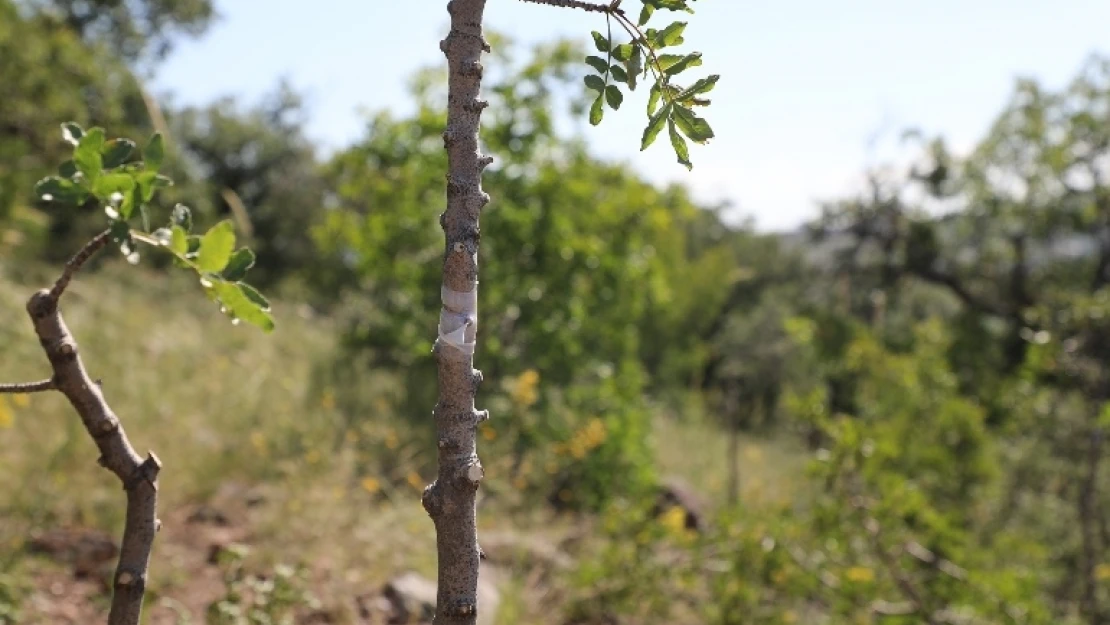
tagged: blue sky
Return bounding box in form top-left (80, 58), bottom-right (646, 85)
top-left (152, 1), bottom-right (1110, 231)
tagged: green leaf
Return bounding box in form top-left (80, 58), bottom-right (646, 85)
top-left (605, 85), bottom-right (624, 110)
top-left (655, 22), bottom-right (687, 48)
top-left (678, 74), bottom-right (720, 99)
top-left (641, 102), bottom-right (671, 150)
top-left (673, 105), bottom-right (715, 143)
top-left (668, 119), bottom-right (691, 169)
top-left (584, 74), bottom-right (607, 92)
top-left (612, 44), bottom-right (634, 62)
top-left (638, 3), bottom-right (654, 25)
top-left (591, 31), bottom-right (610, 53)
top-left (647, 83), bottom-right (663, 116)
top-left (660, 52), bottom-right (703, 75)
top-left (610, 65), bottom-right (629, 83)
top-left (74, 128), bottom-right (105, 183)
top-left (92, 172), bottom-right (135, 197)
top-left (589, 94), bottom-right (605, 126)
top-left (585, 55), bottom-right (609, 74)
top-left (213, 281), bottom-right (274, 333)
top-left (34, 176), bottom-right (89, 205)
top-left (238, 283), bottom-right (271, 312)
top-left (172, 204), bottom-right (193, 233)
top-left (626, 46), bottom-right (643, 90)
top-left (196, 220), bottom-right (237, 273)
top-left (239, 282), bottom-right (271, 311)
top-left (222, 248), bottom-right (256, 281)
top-left (1100, 402), bottom-right (1110, 428)
top-left (58, 160), bottom-right (78, 179)
top-left (169, 225), bottom-right (188, 255)
top-left (135, 170), bottom-right (172, 203)
top-left (102, 139), bottom-right (136, 168)
top-left (92, 174), bottom-right (137, 217)
top-left (61, 122), bottom-right (84, 146)
top-left (186, 235), bottom-right (202, 258)
top-left (144, 132), bottom-right (165, 171)
top-left (649, 0), bottom-right (693, 11)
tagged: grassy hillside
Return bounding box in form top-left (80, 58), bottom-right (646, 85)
top-left (0, 259), bottom-right (801, 624)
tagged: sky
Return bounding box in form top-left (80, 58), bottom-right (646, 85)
top-left (151, 1), bottom-right (1110, 232)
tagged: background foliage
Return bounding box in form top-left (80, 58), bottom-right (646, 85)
top-left (1, 0), bottom-right (1108, 623)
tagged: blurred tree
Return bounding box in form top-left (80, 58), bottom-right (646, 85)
top-left (167, 82), bottom-right (327, 287)
top-left (0, 0), bottom-right (150, 252)
top-left (14, 0), bottom-right (214, 62)
top-left (811, 54), bottom-right (1110, 623)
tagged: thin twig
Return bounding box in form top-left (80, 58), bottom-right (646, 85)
top-left (0, 379), bottom-right (56, 394)
top-left (516, 0), bottom-right (619, 14)
top-left (49, 229), bottom-right (113, 301)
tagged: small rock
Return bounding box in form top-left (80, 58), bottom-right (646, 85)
top-left (379, 568), bottom-right (501, 625)
top-left (382, 572), bottom-right (436, 623)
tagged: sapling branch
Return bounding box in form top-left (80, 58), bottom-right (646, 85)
top-left (17, 122), bottom-right (274, 625)
top-left (21, 233), bottom-right (161, 625)
top-left (425, 2), bottom-right (491, 623)
top-left (0, 379), bottom-right (56, 394)
top-left (516, 0), bottom-right (619, 14)
top-left (49, 229), bottom-right (112, 301)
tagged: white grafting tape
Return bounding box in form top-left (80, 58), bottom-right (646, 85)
top-left (437, 284), bottom-right (478, 355)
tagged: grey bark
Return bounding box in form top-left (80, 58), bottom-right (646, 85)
top-left (421, 1), bottom-right (492, 623)
top-left (1, 230), bottom-right (161, 625)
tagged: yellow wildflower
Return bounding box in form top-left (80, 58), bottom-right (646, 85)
top-left (659, 505), bottom-right (687, 535)
top-left (1096, 563), bottom-right (1110, 581)
top-left (844, 567), bottom-right (875, 583)
top-left (320, 388), bottom-right (336, 410)
top-left (361, 477), bottom-right (381, 494)
top-left (250, 430), bottom-right (267, 454)
top-left (510, 369), bottom-right (540, 408)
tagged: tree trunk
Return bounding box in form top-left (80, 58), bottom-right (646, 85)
top-left (727, 391), bottom-right (741, 506)
top-left (421, 1), bottom-right (492, 623)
